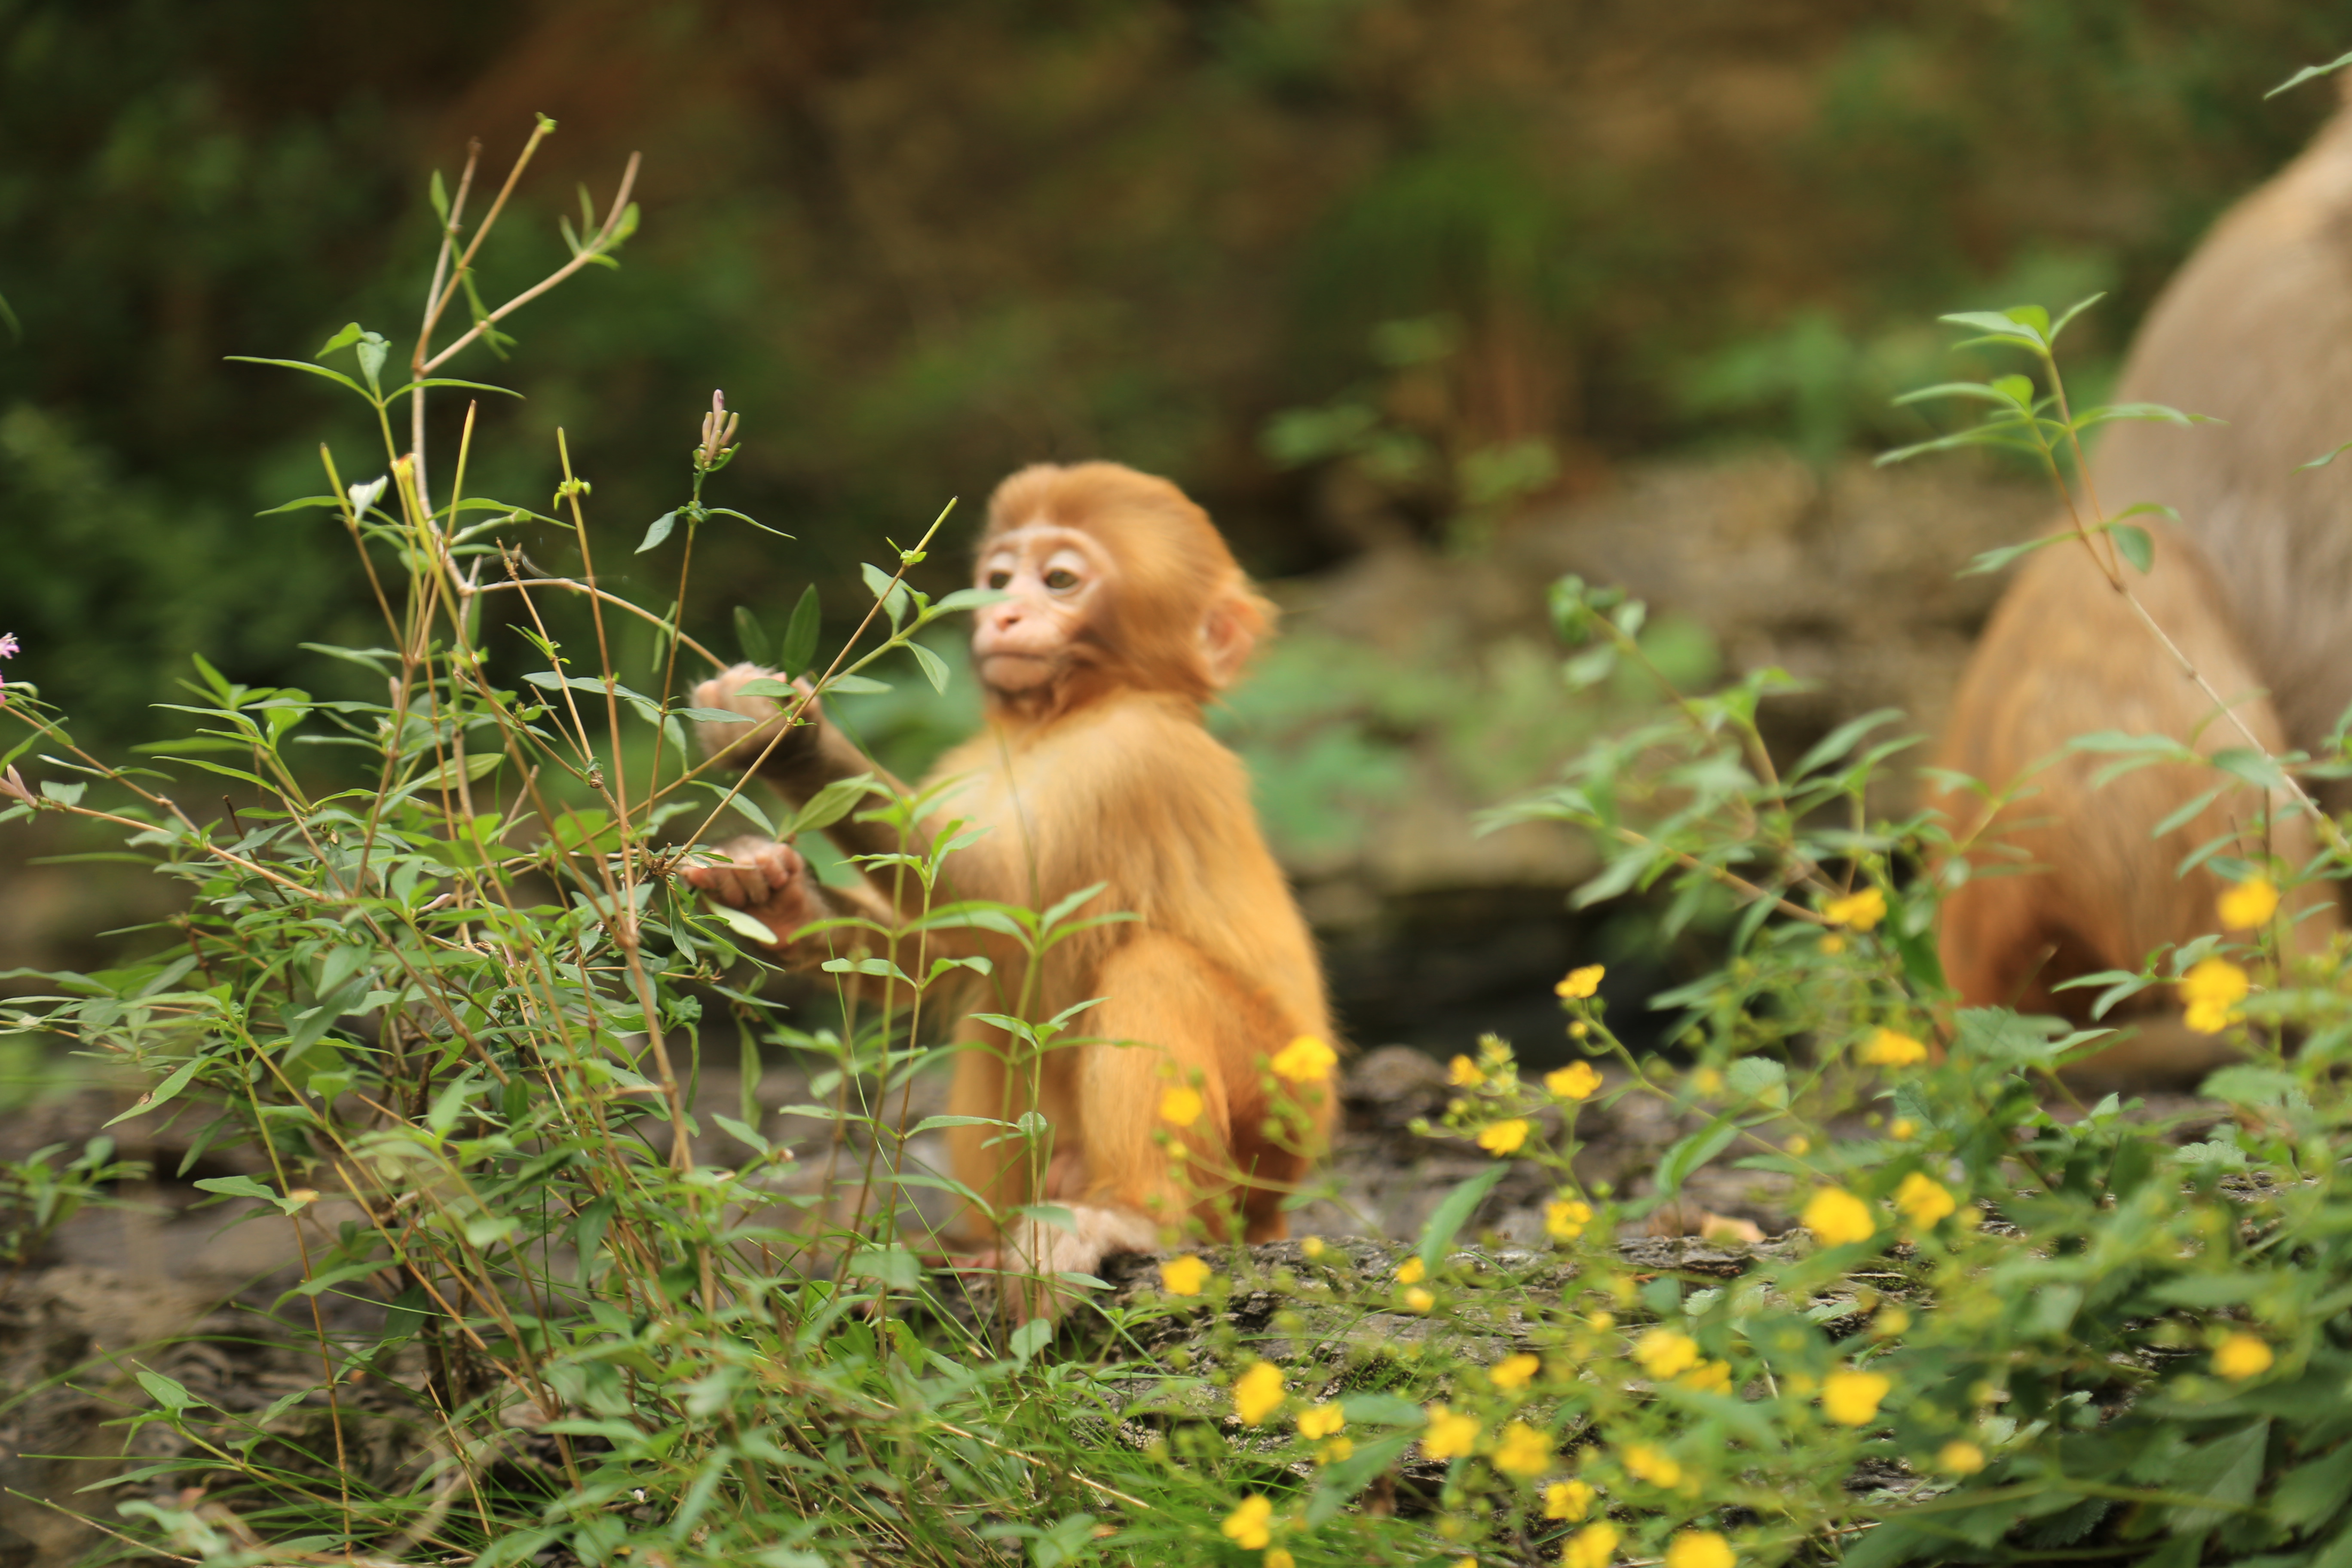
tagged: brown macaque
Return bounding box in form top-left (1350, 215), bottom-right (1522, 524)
top-left (1937, 105), bottom-right (2352, 1086)
top-left (683, 461), bottom-right (1335, 1313)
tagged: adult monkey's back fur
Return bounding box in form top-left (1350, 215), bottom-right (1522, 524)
top-left (1936, 101), bottom-right (2352, 1082)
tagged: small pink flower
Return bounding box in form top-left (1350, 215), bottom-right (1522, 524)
top-left (0, 633), bottom-right (19, 659)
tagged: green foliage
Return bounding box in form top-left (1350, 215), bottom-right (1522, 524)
top-left (20, 92), bottom-right (2352, 1566)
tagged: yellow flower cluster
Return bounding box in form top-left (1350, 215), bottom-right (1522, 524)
top-left (2214, 1332), bottom-right (2274, 1381)
top-left (1623, 1442), bottom-right (1683, 1488)
top-left (1491, 1420), bottom-right (1552, 1476)
top-left (1547, 1197), bottom-right (1594, 1242)
top-left (1822, 887), bottom-right (1886, 930)
top-left (1803, 1187), bottom-right (1877, 1247)
top-left (1546, 1060), bottom-right (1602, 1100)
top-left (2219, 876), bottom-right (2280, 930)
top-left (1271, 1034), bottom-right (1336, 1083)
top-left (1859, 1027), bottom-right (1929, 1066)
top-left (1396, 1256), bottom-right (1426, 1284)
top-left (1557, 964), bottom-right (1606, 999)
top-left (1680, 1359), bottom-right (1732, 1393)
top-left (1666, 1531), bottom-right (1737, 1568)
top-left (1159, 1256), bottom-right (1211, 1296)
top-left (1822, 1368), bottom-right (1891, 1426)
top-left (1632, 1328), bottom-right (1700, 1379)
top-left (1544, 1478), bottom-right (1596, 1521)
top-left (1450, 1054), bottom-right (1486, 1087)
top-left (1221, 1495), bottom-right (1273, 1549)
top-left (1939, 1439), bottom-right (1986, 1475)
top-left (1159, 1084), bottom-right (1205, 1128)
top-left (1423, 1403), bottom-right (1480, 1461)
top-left (1894, 1171), bottom-right (1956, 1227)
top-left (1562, 1522), bottom-right (1620, 1568)
top-left (1478, 1118), bottom-right (1531, 1155)
top-left (1491, 1353), bottom-right (1540, 1391)
top-left (2180, 957), bottom-right (2251, 1035)
top-left (1297, 1403), bottom-right (1344, 1440)
top-left (1233, 1361), bottom-right (1285, 1425)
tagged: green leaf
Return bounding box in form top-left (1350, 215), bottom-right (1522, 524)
top-left (135, 1368), bottom-right (199, 1412)
top-left (790, 774), bottom-right (881, 836)
top-left (782, 584), bottom-right (821, 678)
top-left (315, 322), bottom-right (366, 358)
top-left (224, 355), bottom-right (371, 400)
top-left (734, 604), bottom-right (771, 667)
top-left (1654, 1116), bottom-right (1741, 1196)
top-left (2270, 49), bottom-right (2352, 98)
top-left (2301, 437), bottom-right (2352, 472)
top-left (1415, 1164), bottom-right (1507, 1270)
top-left (1959, 531), bottom-right (2070, 577)
top-left (2112, 523), bottom-right (2154, 574)
top-left (704, 902), bottom-right (779, 946)
top-left (193, 1174), bottom-right (276, 1202)
top-left (908, 641), bottom-right (950, 694)
top-left (636, 510), bottom-right (678, 554)
top-left (428, 170), bottom-right (450, 224)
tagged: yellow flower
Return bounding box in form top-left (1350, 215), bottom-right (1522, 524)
top-left (2219, 876), bottom-right (2281, 931)
top-left (1785, 1135), bottom-right (1810, 1156)
top-left (1316, 1434), bottom-right (1353, 1464)
top-left (1221, 1495), bottom-right (1273, 1549)
top-left (1491, 1420), bottom-right (1552, 1477)
top-left (2214, 1333), bottom-right (2274, 1381)
top-left (1568, 1020), bottom-right (1590, 1040)
top-left (1546, 1060), bottom-right (1602, 1100)
top-left (1665, 1531), bottom-right (1736, 1568)
top-left (1822, 1368), bottom-right (1892, 1426)
top-left (1680, 1359), bottom-right (1732, 1393)
top-left (1562, 1522), bottom-right (1620, 1568)
top-left (1633, 1328), bottom-right (1700, 1378)
top-left (1271, 1034), bottom-right (1336, 1083)
top-left (1557, 965), bottom-right (1605, 999)
top-left (1159, 1255), bottom-right (1211, 1296)
top-left (1587, 1311), bottom-right (1616, 1332)
top-left (1822, 887), bottom-right (1886, 930)
top-left (1450, 1054), bottom-right (1486, 1087)
top-left (1819, 932), bottom-right (1847, 955)
top-left (1266, 1553), bottom-right (1295, 1568)
top-left (1690, 1065), bottom-right (1725, 1096)
top-left (1623, 1442), bottom-right (1683, 1488)
top-left (1491, 1352), bottom-right (1540, 1391)
top-left (1544, 1478), bottom-right (1596, 1521)
top-left (1159, 1084), bottom-right (1205, 1128)
top-left (1894, 1171), bottom-right (1956, 1228)
top-left (2180, 956), bottom-right (2251, 1034)
top-left (1396, 1255), bottom-right (1426, 1284)
top-left (1233, 1360), bottom-right (1285, 1425)
top-left (1296, 1403), bottom-right (1345, 1440)
top-left (1422, 1403), bottom-right (1480, 1461)
top-left (1889, 1118), bottom-right (1917, 1141)
top-left (1404, 1286), bottom-right (1435, 1313)
top-left (1547, 1198), bottom-right (1594, 1242)
top-left (1478, 1119), bottom-right (1531, 1155)
top-left (1803, 1187), bottom-right (1877, 1247)
top-left (1873, 1307), bottom-right (1912, 1338)
top-left (1859, 1027), bottom-right (1929, 1066)
top-left (1300, 1235), bottom-right (1325, 1259)
top-left (1938, 1439), bottom-right (1987, 1476)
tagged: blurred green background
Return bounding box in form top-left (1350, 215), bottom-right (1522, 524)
top-left (3, 0), bottom-right (2349, 1044)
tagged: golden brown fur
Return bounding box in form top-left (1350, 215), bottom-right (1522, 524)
top-left (1937, 108), bottom-right (2352, 1077)
top-left (686, 461), bottom-right (1332, 1307)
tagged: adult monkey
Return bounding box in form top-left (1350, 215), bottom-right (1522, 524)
top-left (683, 461), bottom-right (1335, 1312)
top-left (1936, 104), bottom-right (2352, 1084)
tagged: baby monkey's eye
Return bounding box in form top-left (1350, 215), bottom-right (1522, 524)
top-left (1044, 569), bottom-right (1079, 591)
top-left (986, 570), bottom-right (1012, 589)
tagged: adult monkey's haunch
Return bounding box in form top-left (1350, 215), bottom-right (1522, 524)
top-left (1936, 104), bottom-right (2352, 1084)
top-left (684, 462), bottom-right (1335, 1314)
